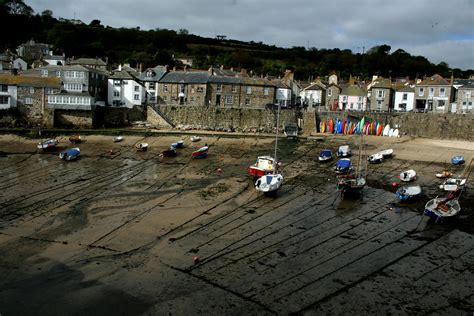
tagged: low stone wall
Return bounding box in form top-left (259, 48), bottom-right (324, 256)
top-left (312, 111), bottom-right (474, 140)
top-left (54, 110), bottom-right (93, 128)
top-left (148, 105), bottom-right (298, 133)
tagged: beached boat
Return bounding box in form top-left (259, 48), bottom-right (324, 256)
top-left (451, 155), bottom-right (465, 165)
top-left (113, 136), bottom-right (124, 142)
top-left (335, 158), bottom-right (352, 174)
top-left (424, 193), bottom-right (461, 222)
top-left (192, 146), bottom-right (209, 159)
top-left (170, 142), bottom-right (178, 149)
top-left (59, 147), bottom-right (80, 161)
top-left (439, 177), bottom-right (467, 191)
top-left (337, 133), bottom-right (367, 197)
top-left (69, 135), bottom-right (82, 144)
top-left (256, 104), bottom-right (283, 196)
top-left (336, 145), bottom-right (351, 157)
top-left (190, 135), bottom-right (201, 142)
top-left (396, 184), bottom-right (422, 201)
top-left (248, 156), bottom-right (279, 177)
top-left (318, 149), bottom-right (333, 162)
top-left (135, 142), bottom-right (148, 151)
top-left (37, 139), bottom-right (59, 150)
top-left (176, 140), bottom-right (184, 148)
top-left (436, 170), bottom-right (452, 178)
top-left (400, 169), bottom-right (417, 182)
top-left (380, 148), bottom-right (393, 158)
top-left (367, 152), bottom-right (384, 164)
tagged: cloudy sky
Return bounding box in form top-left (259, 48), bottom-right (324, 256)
top-left (27, 0), bottom-right (474, 69)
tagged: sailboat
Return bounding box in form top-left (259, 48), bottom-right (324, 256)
top-left (337, 133), bottom-right (366, 198)
top-left (255, 104), bottom-right (283, 196)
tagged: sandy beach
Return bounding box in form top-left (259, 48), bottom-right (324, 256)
top-left (0, 133), bottom-right (473, 315)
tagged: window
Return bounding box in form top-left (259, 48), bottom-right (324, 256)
top-left (217, 84), bottom-right (222, 92)
top-left (264, 87), bottom-right (269, 96)
top-left (418, 88), bottom-right (424, 96)
top-left (342, 96), bottom-right (347, 101)
top-left (134, 86), bottom-right (139, 92)
top-left (224, 95), bottom-right (233, 105)
top-left (123, 81), bottom-right (128, 85)
top-left (149, 96), bottom-right (156, 101)
top-left (41, 69), bottom-right (48, 77)
top-left (0, 96), bottom-right (8, 104)
top-left (429, 87), bottom-right (434, 96)
top-left (358, 96), bottom-right (363, 102)
top-left (328, 89), bottom-right (332, 97)
top-left (30, 87), bottom-right (35, 94)
top-left (245, 98), bottom-right (250, 105)
top-left (179, 84), bottom-right (185, 93)
top-left (439, 87), bottom-right (446, 97)
top-left (197, 87), bottom-right (204, 93)
top-left (56, 71), bottom-right (61, 77)
top-left (437, 100), bottom-right (445, 108)
top-left (65, 83), bottom-right (82, 92)
top-left (114, 91), bottom-right (119, 97)
top-left (191, 85), bottom-right (195, 93)
top-left (150, 82), bottom-right (156, 89)
top-left (134, 94), bottom-right (139, 100)
top-left (232, 85), bottom-right (237, 93)
top-left (377, 90), bottom-right (384, 98)
top-left (114, 80), bottom-right (121, 86)
top-left (377, 101), bottom-right (383, 110)
top-left (45, 88), bottom-right (53, 94)
top-left (402, 93), bottom-right (407, 101)
top-left (1, 85), bottom-right (7, 92)
top-left (466, 91), bottom-right (471, 99)
top-left (163, 84), bottom-right (167, 92)
top-left (246, 86), bottom-right (252, 94)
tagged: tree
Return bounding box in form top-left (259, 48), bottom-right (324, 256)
top-left (41, 9), bottom-right (52, 18)
top-left (89, 19), bottom-right (102, 27)
top-left (2, 0), bottom-right (33, 16)
top-left (178, 28), bottom-right (189, 35)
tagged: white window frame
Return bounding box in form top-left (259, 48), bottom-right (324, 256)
top-left (232, 85), bottom-right (237, 93)
top-left (216, 84), bottom-right (222, 92)
top-left (114, 91), bottom-right (119, 97)
top-left (25, 97), bottom-right (33, 105)
top-left (264, 87), bottom-right (269, 96)
top-left (41, 69), bottom-right (48, 77)
top-left (418, 88), bottom-right (424, 96)
top-left (439, 87), bottom-right (446, 97)
top-left (224, 95), bottom-right (233, 105)
top-left (429, 87), bottom-right (434, 97)
top-left (134, 94), bottom-right (139, 100)
top-left (246, 86), bottom-right (252, 94)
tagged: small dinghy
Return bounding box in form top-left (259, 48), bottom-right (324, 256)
top-left (255, 173), bottom-right (283, 195)
top-left (113, 136), bottom-right (124, 142)
top-left (37, 139), bottom-right (59, 150)
top-left (368, 152), bottom-right (384, 164)
top-left (337, 145), bottom-right (351, 157)
top-left (135, 142), bottom-right (149, 151)
top-left (451, 155), bottom-right (465, 165)
top-left (439, 177), bottom-right (467, 191)
top-left (248, 156), bottom-right (279, 177)
top-left (424, 193), bottom-right (461, 222)
top-left (69, 135), bottom-right (82, 144)
top-left (190, 135), bottom-right (201, 142)
top-left (396, 185), bottom-right (422, 201)
top-left (59, 147), bottom-right (80, 161)
top-left (176, 140), bottom-right (184, 148)
top-left (380, 148), bottom-right (393, 158)
top-left (400, 169), bottom-right (416, 182)
top-left (335, 158), bottom-right (352, 174)
top-left (192, 146), bottom-right (208, 159)
top-left (170, 142), bottom-right (178, 150)
top-left (318, 149), bottom-right (333, 162)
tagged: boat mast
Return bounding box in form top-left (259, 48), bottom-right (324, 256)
top-left (273, 104), bottom-right (281, 174)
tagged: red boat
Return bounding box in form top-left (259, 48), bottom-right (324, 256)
top-left (192, 146), bottom-right (208, 159)
top-left (248, 156), bottom-right (279, 177)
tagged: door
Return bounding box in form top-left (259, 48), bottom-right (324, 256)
top-left (216, 94), bottom-right (221, 106)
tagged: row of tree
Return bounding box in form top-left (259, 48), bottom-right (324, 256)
top-left (1, 0), bottom-right (472, 80)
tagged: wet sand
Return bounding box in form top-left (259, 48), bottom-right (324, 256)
top-left (0, 133), bottom-right (473, 315)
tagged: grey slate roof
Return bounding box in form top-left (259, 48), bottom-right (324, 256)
top-left (137, 66), bottom-right (167, 82)
top-left (109, 70), bottom-right (135, 80)
top-left (70, 58), bottom-right (107, 66)
top-left (159, 71), bottom-right (210, 84)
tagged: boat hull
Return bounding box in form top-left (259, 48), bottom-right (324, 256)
top-left (59, 148), bottom-right (80, 161)
top-left (255, 174), bottom-right (283, 194)
top-left (192, 146), bottom-right (209, 159)
top-left (424, 197), bottom-right (461, 221)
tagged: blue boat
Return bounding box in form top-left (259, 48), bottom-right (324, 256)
top-left (59, 147), bottom-right (80, 161)
top-left (176, 140), bottom-right (184, 148)
top-left (396, 185), bottom-right (422, 201)
top-left (192, 146), bottom-right (209, 159)
top-left (318, 149), bottom-right (333, 162)
top-left (335, 158), bottom-right (352, 174)
top-left (451, 155), bottom-right (465, 165)
top-left (171, 142), bottom-right (178, 149)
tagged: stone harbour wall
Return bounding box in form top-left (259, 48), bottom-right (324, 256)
top-left (312, 111), bottom-right (474, 140)
top-left (148, 105), bottom-right (298, 133)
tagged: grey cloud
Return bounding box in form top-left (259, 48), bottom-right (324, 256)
top-left (27, 0), bottom-right (474, 69)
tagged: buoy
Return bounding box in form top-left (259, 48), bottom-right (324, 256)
top-left (392, 182), bottom-right (398, 187)
top-left (217, 168), bottom-right (223, 174)
top-left (192, 256), bottom-right (200, 264)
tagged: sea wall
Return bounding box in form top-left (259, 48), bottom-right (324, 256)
top-left (148, 105), bottom-right (298, 133)
top-left (312, 111), bottom-right (474, 140)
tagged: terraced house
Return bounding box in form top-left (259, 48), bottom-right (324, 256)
top-left (414, 74), bottom-right (454, 113)
top-left (368, 77), bottom-right (393, 112)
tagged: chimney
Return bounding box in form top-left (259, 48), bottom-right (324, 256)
top-left (173, 66), bottom-right (176, 71)
top-left (220, 65), bottom-right (224, 70)
top-left (230, 67), bottom-right (233, 72)
top-left (208, 66), bottom-right (213, 74)
top-left (450, 72), bottom-right (454, 85)
top-left (349, 74), bottom-right (355, 85)
top-left (139, 63), bottom-right (143, 73)
top-left (118, 64), bottom-right (122, 71)
top-left (184, 65), bottom-right (187, 72)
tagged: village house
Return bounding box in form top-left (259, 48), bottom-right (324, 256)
top-left (0, 74), bottom-right (61, 126)
top-left (16, 40), bottom-right (51, 62)
top-left (300, 81), bottom-right (326, 112)
top-left (107, 64), bottom-right (145, 108)
top-left (136, 66), bottom-right (168, 104)
top-left (368, 77), bottom-right (393, 112)
top-left (393, 84), bottom-right (415, 112)
top-left (414, 74), bottom-right (454, 113)
top-left (157, 71), bottom-right (210, 106)
top-left (272, 80), bottom-right (292, 108)
top-left (339, 84), bottom-right (367, 111)
top-left (69, 57), bottom-right (108, 71)
top-left (456, 83), bottom-right (474, 113)
top-left (325, 73), bottom-right (341, 111)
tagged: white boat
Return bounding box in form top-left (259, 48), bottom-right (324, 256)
top-left (113, 136), bottom-right (124, 142)
top-left (37, 138), bottom-right (59, 150)
top-left (135, 142), bottom-right (149, 151)
top-left (396, 185), bottom-right (422, 201)
top-left (367, 152), bottom-right (384, 164)
top-left (190, 135), bottom-right (201, 142)
top-left (337, 133), bottom-right (367, 198)
top-left (337, 145), bottom-right (351, 157)
top-left (400, 169), bottom-right (416, 182)
top-left (424, 196), bottom-right (461, 221)
top-left (380, 148), bottom-right (393, 158)
top-left (439, 178), bottom-right (467, 191)
top-left (382, 125), bottom-right (390, 136)
top-left (256, 104), bottom-right (283, 195)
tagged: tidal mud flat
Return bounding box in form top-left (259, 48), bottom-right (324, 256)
top-left (0, 133), bottom-right (473, 315)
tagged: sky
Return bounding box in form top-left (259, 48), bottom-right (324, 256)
top-left (27, 0), bottom-right (474, 70)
